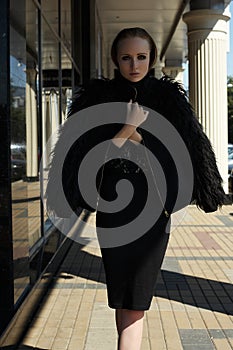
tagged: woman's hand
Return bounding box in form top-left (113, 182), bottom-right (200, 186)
top-left (126, 100), bottom-right (149, 127)
top-left (112, 100), bottom-right (148, 148)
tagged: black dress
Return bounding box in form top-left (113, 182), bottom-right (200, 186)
top-left (46, 72), bottom-right (226, 311)
top-left (94, 104), bottom-right (177, 310)
top-left (96, 163), bottom-right (171, 310)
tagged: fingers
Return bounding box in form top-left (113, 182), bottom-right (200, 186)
top-left (126, 101), bottom-right (149, 126)
top-left (127, 99), bottom-right (133, 113)
top-left (127, 101), bottom-right (139, 116)
top-left (131, 102), bottom-right (140, 113)
top-left (130, 102), bottom-right (147, 114)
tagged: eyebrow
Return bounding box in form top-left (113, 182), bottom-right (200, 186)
top-left (120, 52), bottom-right (149, 55)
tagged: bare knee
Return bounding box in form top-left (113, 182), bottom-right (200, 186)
top-left (121, 309), bottom-right (144, 328)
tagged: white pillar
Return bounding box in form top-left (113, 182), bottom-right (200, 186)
top-left (162, 66), bottom-right (185, 82)
top-left (42, 91), bottom-right (50, 168)
top-left (183, 9), bottom-right (230, 193)
top-left (50, 91), bottom-right (59, 133)
top-left (25, 68), bottom-right (38, 179)
top-left (154, 60), bottom-right (165, 79)
top-left (50, 91), bottom-right (60, 152)
top-left (42, 90), bottom-right (60, 169)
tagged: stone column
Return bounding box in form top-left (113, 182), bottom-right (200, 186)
top-left (153, 59), bottom-right (165, 79)
top-left (50, 90), bottom-right (59, 134)
top-left (183, 7), bottom-right (230, 193)
top-left (25, 67), bottom-right (38, 180)
top-left (42, 91), bottom-right (49, 168)
top-left (162, 59), bottom-right (185, 82)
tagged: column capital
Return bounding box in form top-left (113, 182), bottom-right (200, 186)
top-left (183, 9), bottom-right (230, 33)
top-left (162, 66), bottom-right (185, 80)
top-left (153, 59), bottom-right (165, 79)
top-left (25, 68), bottom-right (37, 87)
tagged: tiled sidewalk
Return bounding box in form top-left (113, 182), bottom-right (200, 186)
top-left (17, 205), bottom-right (233, 350)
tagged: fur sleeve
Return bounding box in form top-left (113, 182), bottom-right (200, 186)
top-left (45, 79), bottom-right (108, 217)
top-left (159, 76), bottom-right (226, 213)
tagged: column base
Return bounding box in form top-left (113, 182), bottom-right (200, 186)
top-left (25, 176), bottom-right (39, 182)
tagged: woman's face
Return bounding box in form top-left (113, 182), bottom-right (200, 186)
top-left (117, 37), bottom-right (150, 82)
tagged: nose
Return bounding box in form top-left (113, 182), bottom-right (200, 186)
top-left (131, 58), bottom-right (138, 70)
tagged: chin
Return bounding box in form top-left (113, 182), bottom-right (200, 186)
top-left (128, 76), bottom-right (142, 82)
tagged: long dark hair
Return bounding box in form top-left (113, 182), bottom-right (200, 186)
top-left (111, 27), bottom-right (157, 69)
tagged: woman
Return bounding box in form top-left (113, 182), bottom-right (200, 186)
top-left (46, 28), bottom-right (225, 349)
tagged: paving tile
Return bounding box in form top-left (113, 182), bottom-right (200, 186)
top-left (182, 346), bottom-right (214, 350)
top-left (51, 337), bottom-right (70, 349)
top-left (68, 338), bottom-right (86, 349)
top-left (16, 205), bottom-right (233, 350)
top-left (161, 257), bottom-right (182, 273)
top-left (179, 329), bottom-right (214, 345)
top-left (20, 337), bottom-right (38, 347)
top-left (84, 329), bottom-right (117, 349)
top-left (199, 309), bottom-right (220, 329)
top-left (25, 326), bottom-right (43, 338)
top-left (141, 337), bottom-right (151, 349)
top-left (149, 338), bottom-right (167, 349)
top-left (223, 329), bottom-right (233, 338)
top-left (208, 329), bottom-right (226, 339)
top-left (36, 336), bottom-right (55, 349)
top-left (211, 339), bottom-right (233, 350)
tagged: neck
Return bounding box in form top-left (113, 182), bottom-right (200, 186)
top-left (113, 70), bottom-right (152, 103)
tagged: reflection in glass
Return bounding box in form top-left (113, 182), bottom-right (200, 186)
top-left (9, 0), bottom-right (75, 305)
top-left (61, 0), bottom-right (72, 121)
top-left (10, 15), bottom-right (30, 301)
top-left (40, 3), bottom-right (60, 239)
top-left (61, 58), bottom-right (72, 126)
top-left (26, 0), bottom-right (42, 248)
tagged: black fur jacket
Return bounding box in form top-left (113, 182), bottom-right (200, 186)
top-left (46, 72), bottom-right (226, 217)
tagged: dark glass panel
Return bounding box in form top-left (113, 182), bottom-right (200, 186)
top-left (10, 0), bottom-right (30, 303)
top-left (190, 0), bottom-right (224, 10)
top-left (25, 0), bottom-right (42, 252)
top-left (40, 0), bottom-right (63, 252)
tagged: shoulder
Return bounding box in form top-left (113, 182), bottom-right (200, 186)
top-left (80, 77), bottom-right (110, 97)
top-left (158, 75), bottom-right (188, 98)
top-left (149, 75), bottom-right (199, 133)
top-left (144, 75), bottom-right (188, 100)
top-left (144, 75), bottom-right (191, 116)
top-left (68, 78), bottom-right (110, 117)
top-left (153, 75), bottom-right (192, 115)
top-left (87, 77), bottom-right (110, 89)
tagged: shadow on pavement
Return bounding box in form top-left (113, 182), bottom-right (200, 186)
top-left (60, 242), bottom-right (233, 315)
top-left (156, 270), bottom-right (233, 315)
top-left (0, 346), bottom-right (48, 350)
top-left (18, 347), bottom-right (47, 350)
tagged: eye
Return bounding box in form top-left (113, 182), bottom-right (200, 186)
top-left (121, 55), bottom-right (130, 61)
top-left (138, 55), bottom-right (147, 60)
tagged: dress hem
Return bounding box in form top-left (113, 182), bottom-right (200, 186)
top-left (108, 302), bottom-right (151, 311)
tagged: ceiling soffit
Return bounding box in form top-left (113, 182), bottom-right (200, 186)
top-left (96, 0), bottom-right (190, 68)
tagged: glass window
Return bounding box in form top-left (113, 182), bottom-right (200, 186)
top-left (61, 0), bottom-right (72, 119)
top-left (10, 0), bottom-right (30, 303)
top-left (26, 0), bottom-right (42, 249)
top-left (40, 3), bottom-right (60, 238)
top-left (41, 0), bottom-right (73, 233)
top-left (9, 0), bottom-right (75, 305)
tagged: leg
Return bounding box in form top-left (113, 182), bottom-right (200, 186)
top-left (115, 309), bottom-right (122, 335)
top-left (116, 309), bottom-right (144, 350)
